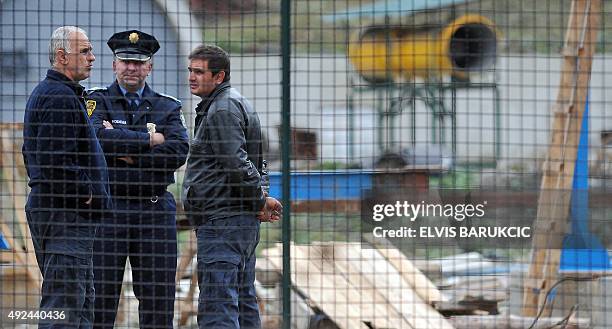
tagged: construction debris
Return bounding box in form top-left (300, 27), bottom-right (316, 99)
top-left (0, 123), bottom-right (42, 326)
top-left (260, 242), bottom-right (454, 329)
top-left (448, 314), bottom-right (591, 329)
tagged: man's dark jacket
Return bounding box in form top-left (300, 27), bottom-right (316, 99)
top-left (22, 69), bottom-right (112, 216)
top-left (183, 82), bottom-right (267, 225)
top-left (87, 81), bottom-right (189, 198)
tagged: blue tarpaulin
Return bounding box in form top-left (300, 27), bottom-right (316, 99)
top-left (560, 95), bottom-right (610, 271)
top-left (268, 170), bottom-right (373, 201)
top-left (0, 232), bottom-right (9, 250)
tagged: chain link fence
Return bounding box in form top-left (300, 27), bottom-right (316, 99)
top-left (1, 0), bottom-right (611, 328)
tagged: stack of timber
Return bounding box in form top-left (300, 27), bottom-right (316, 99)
top-left (258, 242), bottom-right (592, 329)
top-left (0, 123), bottom-right (41, 322)
top-left (430, 252), bottom-right (510, 316)
top-left (260, 242), bottom-right (453, 329)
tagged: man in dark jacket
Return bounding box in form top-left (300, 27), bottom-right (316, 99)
top-left (22, 26), bottom-right (112, 328)
top-left (87, 30), bottom-right (189, 329)
top-left (183, 44), bottom-right (282, 329)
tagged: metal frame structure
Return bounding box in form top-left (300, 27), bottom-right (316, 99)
top-left (347, 76), bottom-right (501, 164)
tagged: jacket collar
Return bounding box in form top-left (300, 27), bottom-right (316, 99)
top-left (46, 69), bottom-right (85, 97)
top-left (195, 81), bottom-right (231, 115)
top-left (108, 81), bottom-right (156, 122)
top-left (118, 84), bottom-right (145, 98)
top-left (109, 81), bottom-right (155, 106)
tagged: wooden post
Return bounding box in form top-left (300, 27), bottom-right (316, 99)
top-left (175, 230), bottom-right (198, 326)
top-left (522, 0), bottom-right (601, 317)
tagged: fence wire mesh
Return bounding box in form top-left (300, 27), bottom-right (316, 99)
top-left (0, 0), bottom-right (611, 328)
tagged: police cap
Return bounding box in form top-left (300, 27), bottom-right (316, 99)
top-left (107, 30), bottom-right (160, 62)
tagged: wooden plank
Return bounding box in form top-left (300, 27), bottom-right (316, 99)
top-left (256, 246), bottom-right (323, 329)
top-left (0, 250), bottom-right (13, 264)
top-left (255, 256), bottom-right (283, 286)
top-left (0, 222), bottom-right (38, 289)
top-left (0, 263), bottom-right (29, 277)
top-left (0, 128), bottom-right (41, 289)
top-left (331, 243), bottom-right (454, 329)
top-left (1, 129), bottom-right (31, 252)
top-left (293, 245), bottom-right (371, 329)
top-left (178, 271), bottom-right (198, 326)
top-left (523, 0), bottom-right (601, 317)
top-left (539, 249), bottom-right (562, 316)
top-left (174, 230), bottom-right (199, 326)
top-left (11, 138), bottom-right (28, 180)
top-left (449, 314), bottom-right (590, 329)
top-left (523, 249), bottom-right (547, 316)
top-left (0, 123), bottom-right (23, 130)
top-left (176, 230), bottom-right (196, 282)
top-left (366, 236), bottom-right (447, 304)
top-left (264, 243), bottom-right (454, 329)
top-left (1, 259), bottom-right (41, 322)
top-left (263, 244), bottom-right (370, 329)
top-left (315, 243), bottom-right (409, 329)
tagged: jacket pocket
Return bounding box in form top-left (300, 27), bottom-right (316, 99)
top-left (183, 185), bottom-right (203, 213)
top-left (229, 162), bottom-right (262, 210)
top-left (78, 171), bottom-right (94, 205)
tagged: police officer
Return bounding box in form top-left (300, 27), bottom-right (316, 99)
top-left (87, 30), bottom-right (189, 329)
top-left (23, 26), bottom-right (112, 328)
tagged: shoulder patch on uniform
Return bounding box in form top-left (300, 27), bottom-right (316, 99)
top-left (158, 93), bottom-right (182, 105)
top-left (85, 100), bottom-right (96, 117)
top-left (86, 87), bottom-right (107, 95)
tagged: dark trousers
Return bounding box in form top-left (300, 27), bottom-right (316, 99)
top-left (26, 210), bottom-right (97, 329)
top-left (92, 192), bottom-right (177, 329)
top-left (196, 214), bottom-right (261, 329)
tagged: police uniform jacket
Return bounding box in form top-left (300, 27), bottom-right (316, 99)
top-left (183, 82), bottom-right (268, 225)
top-left (23, 69), bottom-right (113, 216)
top-left (87, 81), bottom-right (189, 198)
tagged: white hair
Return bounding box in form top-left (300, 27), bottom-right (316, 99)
top-left (48, 26), bottom-right (87, 66)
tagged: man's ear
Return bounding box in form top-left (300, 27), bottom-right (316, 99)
top-left (56, 49), bottom-right (68, 65)
top-left (215, 71), bottom-right (225, 84)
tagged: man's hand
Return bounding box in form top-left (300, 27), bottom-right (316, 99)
top-left (257, 197), bottom-right (282, 223)
top-left (117, 156), bottom-right (135, 165)
top-left (149, 132), bottom-right (165, 147)
top-left (104, 120), bottom-right (137, 165)
top-left (85, 191), bottom-right (92, 205)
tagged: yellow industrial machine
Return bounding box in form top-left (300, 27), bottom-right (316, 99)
top-left (348, 14), bottom-right (498, 83)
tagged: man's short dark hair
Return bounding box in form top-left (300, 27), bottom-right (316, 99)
top-left (189, 44), bottom-right (230, 82)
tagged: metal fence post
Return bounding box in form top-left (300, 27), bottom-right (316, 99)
top-left (281, 0), bottom-right (292, 327)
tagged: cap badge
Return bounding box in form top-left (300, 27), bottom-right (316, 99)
top-left (128, 32), bottom-right (139, 44)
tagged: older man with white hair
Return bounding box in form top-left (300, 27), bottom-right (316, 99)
top-left (22, 26), bottom-right (112, 328)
